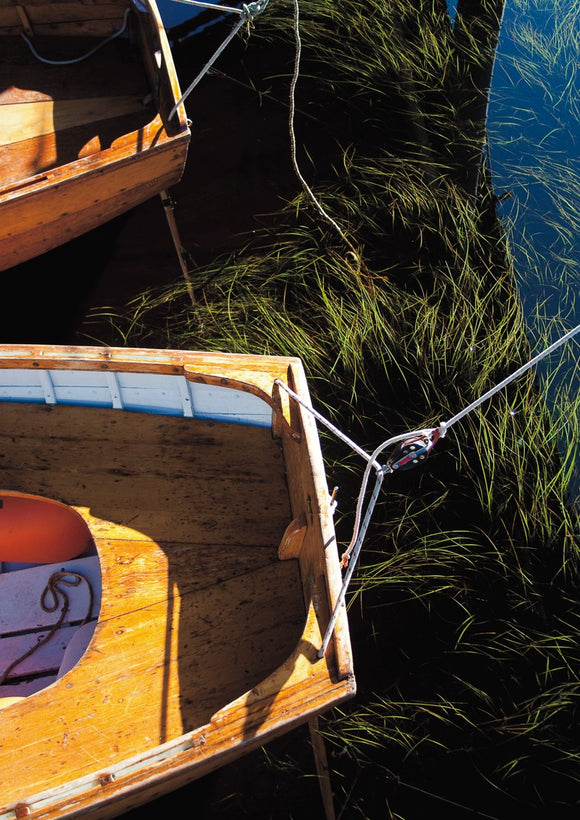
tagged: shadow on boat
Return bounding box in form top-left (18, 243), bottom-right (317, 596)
top-left (51, 403), bottom-right (310, 747)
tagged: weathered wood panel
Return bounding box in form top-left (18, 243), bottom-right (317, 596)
top-left (0, 402), bottom-right (290, 547)
top-left (0, 2), bottom-right (129, 37)
top-left (0, 133), bottom-right (188, 269)
top-left (0, 552), bottom-right (306, 800)
top-left (0, 113), bottom-right (157, 188)
top-left (0, 33), bottom-right (153, 185)
top-left (1, 97), bottom-right (150, 146)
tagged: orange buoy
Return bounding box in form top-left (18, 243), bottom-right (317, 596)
top-left (0, 492), bottom-right (93, 563)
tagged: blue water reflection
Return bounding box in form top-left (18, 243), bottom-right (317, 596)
top-left (157, 0), bottom-right (202, 27)
top-left (487, 1), bottom-right (579, 499)
top-left (155, 1), bottom-right (579, 498)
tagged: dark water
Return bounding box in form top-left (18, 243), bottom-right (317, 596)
top-left (486, 0), bottom-right (580, 499)
top-left (448, 0), bottom-right (579, 499)
top-left (158, 0), bottom-right (203, 27)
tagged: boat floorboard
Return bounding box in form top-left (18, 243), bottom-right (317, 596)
top-left (0, 401), bottom-right (307, 799)
top-left (0, 34), bottom-right (155, 188)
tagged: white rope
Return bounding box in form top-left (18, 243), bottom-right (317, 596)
top-left (168, 0), bottom-right (269, 120)
top-left (439, 321), bottom-right (580, 435)
top-left (20, 9), bottom-right (131, 65)
top-left (277, 320), bottom-right (580, 657)
top-left (318, 468), bottom-right (384, 658)
top-left (172, 0), bottom-right (258, 14)
top-left (288, 0), bottom-right (348, 240)
top-left (274, 379), bottom-right (380, 469)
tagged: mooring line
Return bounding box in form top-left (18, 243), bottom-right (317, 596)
top-left (168, 0), bottom-right (269, 120)
top-left (439, 322), bottom-right (580, 435)
top-left (278, 320), bottom-right (580, 657)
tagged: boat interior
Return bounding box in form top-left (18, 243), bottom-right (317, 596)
top-left (0, 399), bottom-right (307, 736)
top-left (0, 0), bottom-right (181, 195)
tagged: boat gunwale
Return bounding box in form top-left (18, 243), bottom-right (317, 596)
top-left (0, 117), bottom-right (190, 204)
top-left (0, 344), bottom-right (301, 425)
top-left (0, 658), bottom-right (355, 820)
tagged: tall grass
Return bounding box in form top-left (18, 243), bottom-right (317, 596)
top-left (88, 1), bottom-right (580, 816)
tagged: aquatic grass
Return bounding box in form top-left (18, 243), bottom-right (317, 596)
top-left (85, 0), bottom-right (580, 815)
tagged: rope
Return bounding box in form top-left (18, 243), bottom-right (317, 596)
top-left (276, 320), bottom-right (580, 657)
top-left (439, 322), bottom-right (580, 435)
top-left (168, 0), bottom-right (269, 120)
top-left (288, 0), bottom-right (347, 241)
top-left (20, 9), bottom-right (131, 66)
top-left (172, 0), bottom-right (264, 14)
top-left (274, 379), bottom-right (381, 470)
top-left (318, 468), bottom-right (384, 658)
top-left (0, 571), bottom-right (94, 685)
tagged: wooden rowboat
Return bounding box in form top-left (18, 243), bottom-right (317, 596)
top-left (0, 344), bottom-right (355, 819)
top-left (0, 1), bottom-right (190, 271)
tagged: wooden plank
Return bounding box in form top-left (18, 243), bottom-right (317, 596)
top-left (0, 36), bottom-right (149, 104)
top-left (0, 3), bottom-right (129, 37)
top-left (0, 128), bottom-right (188, 269)
top-left (0, 455), bottom-right (287, 500)
top-left (280, 367), bottom-right (354, 680)
top-left (0, 411), bottom-right (284, 470)
top-left (0, 110), bottom-right (157, 189)
top-left (0, 556), bottom-right (306, 800)
top-left (0, 96), bottom-right (150, 146)
top-left (0, 27), bottom-right (155, 187)
top-left (0, 142), bottom-right (183, 262)
top-left (0, 405), bottom-right (286, 470)
top-left (0, 402), bottom-right (291, 547)
top-left (93, 538), bottom-right (282, 620)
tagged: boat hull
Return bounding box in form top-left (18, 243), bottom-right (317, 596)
top-left (0, 133), bottom-right (189, 270)
top-left (0, 1), bottom-right (190, 271)
top-left (0, 345), bottom-right (355, 819)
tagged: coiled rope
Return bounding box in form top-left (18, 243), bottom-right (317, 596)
top-left (0, 571), bottom-right (94, 685)
top-left (277, 320), bottom-right (580, 658)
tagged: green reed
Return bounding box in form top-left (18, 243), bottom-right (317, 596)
top-left (87, 1), bottom-right (580, 816)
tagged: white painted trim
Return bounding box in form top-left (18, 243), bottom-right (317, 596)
top-left (0, 370), bottom-right (271, 426)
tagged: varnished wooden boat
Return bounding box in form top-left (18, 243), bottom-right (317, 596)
top-left (0, 1), bottom-right (190, 271)
top-left (0, 344), bottom-right (355, 819)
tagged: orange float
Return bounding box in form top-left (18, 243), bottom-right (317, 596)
top-left (0, 492), bottom-right (93, 563)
